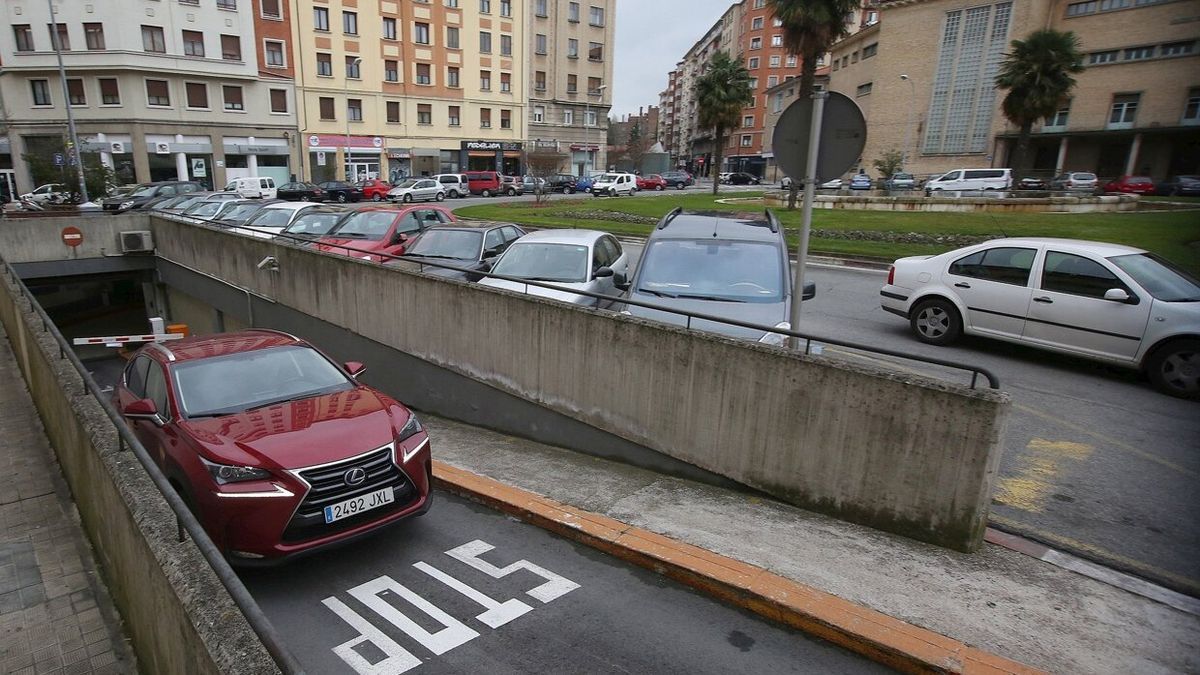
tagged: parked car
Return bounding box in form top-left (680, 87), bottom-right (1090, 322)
top-left (635, 174), bottom-right (668, 191)
top-left (726, 172), bottom-right (761, 186)
top-left (1156, 175), bottom-right (1200, 197)
top-left (590, 173), bottom-right (638, 197)
top-left (479, 229), bottom-right (630, 308)
top-left (387, 178), bottom-right (446, 203)
top-left (1103, 175), bottom-right (1156, 195)
top-left (223, 177), bottom-right (278, 199)
top-left (543, 174), bottom-right (581, 194)
top-left (849, 173), bottom-right (873, 190)
top-left (316, 181), bottom-right (363, 203)
top-left (356, 178), bottom-right (393, 202)
top-left (501, 175), bottom-right (525, 196)
top-left (925, 168), bottom-right (1012, 193)
top-left (621, 208), bottom-right (815, 343)
top-left (316, 205), bottom-right (453, 262)
top-left (20, 183), bottom-right (68, 204)
top-left (882, 173), bottom-right (917, 191)
top-left (574, 175), bottom-right (597, 192)
top-left (180, 194), bottom-right (252, 221)
top-left (521, 175), bottom-right (547, 194)
top-left (115, 329), bottom-right (432, 562)
top-left (276, 182), bottom-right (327, 202)
top-left (144, 192), bottom-right (219, 213)
top-left (102, 181), bottom-right (204, 212)
top-left (718, 172), bottom-right (733, 184)
top-left (1017, 176), bottom-right (1047, 190)
top-left (660, 171), bottom-right (694, 190)
top-left (1049, 172), bottom-right (1098, 192)
top-left (465, 171), bottom-right (504, 197)
top-left (211, 199), bottom-right (280, 228)
top-left (881, 238), bottom-right (1200, 398)
top-left (432, 173), bottom-right (470, 199)
top-left (276, 206), bottom-right (353, 242)
top-left (390, 222), bottom-right (527, 282)
top-left (238, 202), bottom-right (325, 238)
top-left (781, 176), bottom-right (844, 190)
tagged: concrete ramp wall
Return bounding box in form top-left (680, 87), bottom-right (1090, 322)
top-left (150, 217), bottom-right (1010, 551)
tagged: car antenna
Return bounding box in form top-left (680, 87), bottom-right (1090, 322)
top-left (986, 210), bottom-right (1010, 239)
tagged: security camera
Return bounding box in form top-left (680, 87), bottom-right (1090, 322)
top-left (256, 256), bottom-right (279, 272)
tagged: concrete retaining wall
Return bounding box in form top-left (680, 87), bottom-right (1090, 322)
top-left (0, 265), bottom-right (279, 675)
top-left (150, 218), bottom-right (1011, 550)
top-left (764, 191), bottom-right (1139, 212)
top-left (0, 213), bottom-right (152, 264)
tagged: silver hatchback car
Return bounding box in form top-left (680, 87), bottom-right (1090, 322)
top-left (478, 229), bottom-right (630, 308)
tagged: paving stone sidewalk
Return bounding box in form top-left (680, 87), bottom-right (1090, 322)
top-left (0, 326), bottom-right (134, 675)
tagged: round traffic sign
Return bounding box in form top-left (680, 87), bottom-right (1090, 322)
top-left (62, 226), bottom-right (84, 247)
top-left (772, 92), bottom-right (867, 182)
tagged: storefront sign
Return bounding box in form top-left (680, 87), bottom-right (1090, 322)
top-left (569, 144), bottom-right (599, 152)
top-left (461, 141), bottom-right (522, 151)
top-left (191, 158), bottom-right (207, 178)
top-left (307, 134), bottom-right (385, 149)
top-left (387, 150), bottom-right (411, 160)
top-left (316, 151), bottom-right (327, 166)
top-left (309, 135), bottom-right (320, 147)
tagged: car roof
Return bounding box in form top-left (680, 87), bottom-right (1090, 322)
top-left (513, 229), bottom-right (604, 245)
top-left (152, 329), bottom-right (303, 364)
top-left (423, 221), bottom-right (517, 231)
top-left (260, 201), bottom-right (319, 212)
top-left (653, 211), bottom-right (781, 242)
top-left (980, 237), bottom-right (1147, 256)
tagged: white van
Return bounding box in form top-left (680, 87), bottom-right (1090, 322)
top-left (924, 168), bottom-right (1011, 193)
top-left (590, 172), bottom-right (638, 197)
top-left (433, 173), bottom-right (470, 199)
top-left (223, 176), bottom-right (277, 199)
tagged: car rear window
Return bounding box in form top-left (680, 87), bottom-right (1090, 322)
top-left (1075, 173), bottom-right (1096, 180)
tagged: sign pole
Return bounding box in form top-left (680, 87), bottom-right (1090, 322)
top-left (789, 91), bottom-right (827, 349)
top-left (47, 0), bottom-right (95, 209)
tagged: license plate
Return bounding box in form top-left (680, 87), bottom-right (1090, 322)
top-left (323, 487), bottom-right (394, 523)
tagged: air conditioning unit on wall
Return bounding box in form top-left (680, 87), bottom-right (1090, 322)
top-left (120, 230), bottom-right (153, 254)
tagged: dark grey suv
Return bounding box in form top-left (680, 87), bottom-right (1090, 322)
top-left (102, 181), bottom-right (205, 213)
top-left (621, 208), bottom-right (815, 343)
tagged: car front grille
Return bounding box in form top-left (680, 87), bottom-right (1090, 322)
top-left (281, 446), bottom-right (415, 543)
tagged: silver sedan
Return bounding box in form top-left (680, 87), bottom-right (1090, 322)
top-left (388, 179), bottom-right (445, 203)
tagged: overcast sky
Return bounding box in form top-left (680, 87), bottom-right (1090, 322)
top-left (611, 0), bottom-right (734, 120)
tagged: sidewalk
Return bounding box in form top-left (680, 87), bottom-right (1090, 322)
top-left (425, 414), bottom-right (1199, 674)
top-left (0, 326), bottom-right (134, 674)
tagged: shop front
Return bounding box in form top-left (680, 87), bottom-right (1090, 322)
top-left (145, 135), bottom-right (213, 189)
top-left (460, 141), bottom-right (522, 175)
top-left (570, 144), bottom-right (600, 176)
top-left (305, 134), bottom-right (385, 183)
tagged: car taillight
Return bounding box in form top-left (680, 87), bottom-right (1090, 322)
top-left (886, 265), bottom-right (895, 285)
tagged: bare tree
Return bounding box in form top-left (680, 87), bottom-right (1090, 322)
top-left (526, 149), bottom-right (568, 204)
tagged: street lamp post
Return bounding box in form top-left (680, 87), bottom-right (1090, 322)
top-left (344, 56), bottom-right (363, 182)
top-left (46, 0), bottom-right (94, 208)
top-left (900, 74), bottom-right (916, 170)
top-left (585, 84), bottom-right (607, 175)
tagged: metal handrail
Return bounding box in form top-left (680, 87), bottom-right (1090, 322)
top-left (168, 210), bottom-right (999, 389)
top-left (0, 254), bottom-right (305, 675)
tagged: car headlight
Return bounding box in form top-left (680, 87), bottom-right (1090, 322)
top-left (758, 322), bottom-right (791, 347)
top-left (120, 200), bottom-right (135, 209)
top-left (397, 414), bottom-right (424, 463)
top-left (200, 457), bottom-right (271, 484)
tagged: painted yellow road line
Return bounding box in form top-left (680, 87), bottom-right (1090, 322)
top-left (993, 439), bottom-right (1093, 513)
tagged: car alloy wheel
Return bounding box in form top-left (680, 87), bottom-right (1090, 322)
top-left (565, 186), bottom-right (574, 194)
top-left (655, 185), bottom-right (664, 191)
top-left (448, 190), bottom-right (459, 199)
top-left (1147, 339), bottom-right (1200, 399)
top-left (337, 193), bottom-right (347, 203)
top-left (436, 192), bottom-right (445, 202)
top-left (676, 183), bottom-right (685, 190)
top-left (482, 189), bottom-right (492, 197)
top-left (609, 188), bottom-right (617, 197)
top-left (372, 193), bottom-right (382, 201)
top-left (403, 193), bottom-right (413, 203)
top-left (507, 188), bottom-right (516, 196)
top-left (910, 298), bottom-right (961, 345)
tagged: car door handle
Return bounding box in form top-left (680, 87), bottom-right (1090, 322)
top-left (1033, 296), bottom-right (1053, 304)
top-left (954, 282), bottom-right (971, 289)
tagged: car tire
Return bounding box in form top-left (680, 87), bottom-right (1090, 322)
top-left (909, 297), bottom-right (962, 346)
top-left (372, 193), bottom-right (382, 201)
top-left (436, 192), bottom-right (445, 202)
top-left (482, 189), bottom-right (492, 198)
top-left (609, 188), bottom-right (617, 197)
top-left (403, 193), bottom-right (413, 203)
top-left (676, 182), bottom-right (685, 190)
top-left (448, 189), bottom-right (459, 199)
top-left (507, 188), bottom-right (516, 196)
top-left (1145, 338), bottom-right (1200, 399)
top-left (337, 193), bottom-right (347, 203)
top-left (565, 186), bottom-right (575, 194)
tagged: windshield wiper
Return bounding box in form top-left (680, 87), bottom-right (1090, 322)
top-left (330, 232), bottom-right (368, 239)
top-left (520, 276), bottom-right (574, 282)
top-left (412, 254), bottom-right (467, 260)
top-left (674, 294), bottom-right (746, 303)
top-left (244, 392), bottom-right (322, 412)
top-left (638, 289), bottom-right (678, 298)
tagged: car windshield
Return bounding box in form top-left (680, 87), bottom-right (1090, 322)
top-left (637, 239), bottom-right (785, 302)
top-left (329, 211), bottom-right (397, 240)
top-left (1108, 253), bottom-right (1200, 302)
top-left (245, 208), bottom-right (297, 228)
top-left (395, 179), bottom-right (420, 189)
top-left (184, 201), bottom-right (225, 217)
top-left (599, 174), bottom-right (621, 182)
top-left (408, 230), bottom-right (482, 260)
top-left (492, 243), bottom-right (589, 282)
top-left (1129, 176), bottom-right (1151, 182)
top-left (173, 345), bottom-right (353, 417)
top-left (1075, 173), bottom-right (1096, 180)
top-left (217, 203), bottom-right (261, 222)
top-left (129, 185), bottom-right (159, 197)
top-left (893, 173), bottom-right (913, 180)
top-left (283, 212), bottom-right (345, 237)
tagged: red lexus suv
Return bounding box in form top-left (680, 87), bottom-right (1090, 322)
top-left (116, 330), bottom-right (432, 563)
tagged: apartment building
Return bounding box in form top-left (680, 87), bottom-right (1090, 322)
top-left (526, 0), bottom-right (614, 175)
top-left (292, 0), bottom-right (527, 183)
top-left (828, 0), bottom-right (1199, 180)
top-left (0, 0), bottom-right (300, 196)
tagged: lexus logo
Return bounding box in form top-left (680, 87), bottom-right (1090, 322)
top-left (343, 467), bottom-right (367, 486)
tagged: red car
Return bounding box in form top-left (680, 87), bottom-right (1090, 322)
top-left (1103, 175), bottom-right (1156, 195)
top-left (636, 174), bottom-right (668, 191)
top-left (356, 178), bottom-right (393, 202)
top-left (116, 330), bottom-right (432, 563)
top-left (315, 205), bottom-right (454, 262)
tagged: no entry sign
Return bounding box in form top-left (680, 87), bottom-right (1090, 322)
top-left (61, 226), bottom-right (84, 247)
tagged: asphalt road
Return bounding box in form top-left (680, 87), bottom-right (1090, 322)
top-left (238, 492), bottom-right (888, 674)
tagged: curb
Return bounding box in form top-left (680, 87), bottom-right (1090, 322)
top-left (433, 461), bottom-right (1045, 675)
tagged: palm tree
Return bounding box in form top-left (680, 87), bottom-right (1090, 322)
top-left (695, 51), bottom-right (753, 195)
top-left (767, 0), bottom-right (858, 207)
top-left (996, 29), bottom-right (1084, 181)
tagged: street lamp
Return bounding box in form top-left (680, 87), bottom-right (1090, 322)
top-left (585, 84), bottom-right (607, 175)
top-left (345, 56), bottom-right (363, 182)
top-left (900, 74), bottom-right (916, 170)
top-left (46, 0), bottom-right (94, 208)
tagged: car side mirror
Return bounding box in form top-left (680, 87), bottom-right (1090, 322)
top-left (802, 279), bottom-right (817, 301)
top-left (479, 260), bottom-right (493, 273)
top-left (123, 398), bottom-right (162, 424)
top-left (614, 272), bottom-right (630, 291)
top-left (389, 232), bottom-right (409, 246)
top-left (344, 361), bottom-right (367, 378)
top-left (1103, 288), bottom-right (1134, 304)
top-left (484, 245), bottom-right (504, 258)
top-left (593, 266), bottom-right (614, 279)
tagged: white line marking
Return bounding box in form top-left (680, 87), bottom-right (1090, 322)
top-left (348, 575), bottom-right (479, 656)
top-left (413, 561), bottom-right (534, 628)
top-left (322, 596), bottom-right (422, 675)
top-left (1040, 550), bottom-right (1200, 616)
top-left (446, 539), bottom-right (581, 603)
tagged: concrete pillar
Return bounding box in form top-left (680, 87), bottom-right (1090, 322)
top-left (97, 132), bottom-right (114, 171)
top-left (174, 134), bottom-right (188, 181)
top-left (130, 126), bottom-right (150, 183)
top-left (494, 149), bottom-right (503, 172)
top-left (211, 133), bottom-right (227, 188)
top-left (8, 131), bottom-right (33, 194)
top-left (246, 136), bottom-right (259, 176)
top-left (1054, 137), bottom-right (1069, 174)
top-left (1124, 133), bottom-right (1142, 177)
top-left (336, 148), bottom-right (346, 181)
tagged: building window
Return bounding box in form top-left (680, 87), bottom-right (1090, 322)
top-left (786, 55), bottom-right (796, 67)
top-left (480, 70), bottom-right (491, 90)
top-left (216, 0), bottom-right (236, 9)
top-left (769, 55), bottom-right (780, 67)
top-left (750, 37), bottom-right (762, 50)
top-left (501, 34), bottom-right (512, 56)
top-left (1183, 88), bottom-right (1200, 125)
top-left (862, 43), bottom-right (878, 58)
top-left (142, 26), bottom-right (166, 53)
top-left (383, 18), bottom-right (398, 40)
top-left (346, 56), bottom-right (361, 79)
top-left (568, 2), bottom-right (580, 22)
top-left (1124, 46), bottom-right (1154, 61)
top-left (741, 135), bottom-right (752, 147)
top-left (752, 17), bottom-right (764, 30)
top-left (748, 77), bottom-right (758, 90)
top-left (319, 96), bottom-right (336, 120)
top-left (923, 2), bottom-right (1013, 154)
top-left (317, 53), bottom-right (333, 76)
top-left (480, 31), bottom-right (492, 53)
top-left (418, 104), bottom-right (432, 124)
top-left (387, 101), bottom-right (401, 123)
top-left (448, 66), bottom-right (460, 87)
top-left (568, 38), bottom-right (579, 58)
top-left (185, 82), bottom-right (208, 108)
top-left (30, 79), bottom-right (52, 106)
top-left (416, 63), bottom-right (432, 84)
top-left (348, 98), bottom-right (363, 121)
top-left (414, 22), bottom-right (430, 44)
top-left (14, 25), bottom-right (34, 52)
top-left (748, 57), bottom-right (759, 69)
top-left (851, 51), bottom-right (859, 63)
top-left (180, 30), bottom-right (205, 57)
top-left (535, 70), bottom-right (546, 91)
top-left (99, 78), bottom-right (120, 105)
top-left (265, 40), bottom-right (285, 67)
top-left (773, 92), bottom-right (784, 113)
top-left (535, 0), bottom-right (548, 17)
top-left (742, 115), bottom-right (753, 127)
top-left (1108, 93), bottom-right (1139, 129)
top-left (221, 34), bottom-right (241, 60)
top-left (588, 77), bottom-right (602, 94)
top-left (146, 79), bottom-right (171, 107)
top-left (533, 105), bottom-right (545, 122)
top-left (446, 0), bottom-right (459, 6)
top-left (1065, 0), bottom-right (1098, 15)
top-left (480, 0), bottom-right (490, 13)
top-left (767, 75), bottom-right (778, 87)
top-left (500, 109), bottom-right (511, 129)
top-left (1162, 41), bottom-right (1195, 57)
top-left (585, 110), bottom-right (596, 126)
top-left (314, 7), bottom-right (330, 31)
top-left (501, 0), bottom-right (512, 17)
top-left (261, 0), bottom-right (282, 19)
top-left (856, 82), bottom-right (873, 96)
top-left (1089, 50), bottom-right (1118, 64)
top-left (47, 23), bottom-right (70, 50)
top-left (449, 105), bottom-right (461, 126)
top-left (385, 60), bottom-right (399, 82)
top-left (497, 71), bottom-right (510, 92)
top-left (270, 88), bottom-right (288, 113)
top-left (589, 5), bottom-right (605, 26)
top-left (480, 107), bottom-right (492, 128)
top-left (567, 74), bottom-right (578, 93)
top-left (1044, 102), bottom-right (1070, 129)
top-left (535, 34), bottom-right (548, 54)
top-left (223, 85), bottom-right (244, 111)
top-left (588, 42), bottom-right (603, 61)
top-left (84, 23), bottom-right (105, 50)
top-left (563, 109), bottom-right (573, 124)
top-left (343, 11), bottom-right (358, 35)
top-left (447, 27), bottom-right (460, 49)
top-left (771, 35), bottom-right (782, 47)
